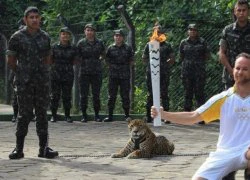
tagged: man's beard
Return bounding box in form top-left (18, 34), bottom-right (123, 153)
top-left (236, 77), bottom-right (250, 85)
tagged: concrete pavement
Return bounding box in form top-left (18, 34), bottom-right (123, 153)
top-left (0, 104), bottom-right (245, 179)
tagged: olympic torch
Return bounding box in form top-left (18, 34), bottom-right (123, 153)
top-left (149, 26), bottom-right (167, 126)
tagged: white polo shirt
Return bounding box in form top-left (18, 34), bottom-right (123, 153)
top-left (196, 86), bottom-right (250, 150)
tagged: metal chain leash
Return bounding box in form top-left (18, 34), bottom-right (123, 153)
top-left (59, 152), bottom-right (209, 158)
top-left (59, 154), bottom-right (111, 158)
top-left (160, 152), bottom-right (209, 157)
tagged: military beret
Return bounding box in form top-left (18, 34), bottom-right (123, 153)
top-left (60, 27), bottom-right (72, 34)
top-left (84, 23), bottom-right (96, 31)
top-left (188, 24), bottom-right (197, 30)
top-left (114, 29), bottom-right (125, 36)
top-left (24, 6), bottom-right (40, 17)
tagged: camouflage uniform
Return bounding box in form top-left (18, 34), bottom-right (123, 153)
top-left (142, 41), bottom-right (174, 121)
top-left (105, 42), bottom-right (134, 120)
top-left (50, 42), bottom-right (77, 120)
top-left (179, 36), bottom-right (209, 111)
top-left (219, 22), bottom-right (250, 89)
top-left (6, 26), bottom-right (51, 138)
top-left (77, 37), bottom-right (105, 119)
top-left (8, 70), bottom-right (18, 122)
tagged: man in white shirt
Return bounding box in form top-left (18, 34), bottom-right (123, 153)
top-left (151, 52), bottom-right (250, 179)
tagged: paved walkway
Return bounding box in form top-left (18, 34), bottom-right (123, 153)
top-left (0, 104), bottom-right (245, 179)
top-left (0, 104), bottom-right (13, 114)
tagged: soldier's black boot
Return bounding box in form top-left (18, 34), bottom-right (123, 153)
top-left (38, 135), bottom-right (58, 159)
top-left (103, 108), bottom-right (113, 122)
top-left (11, 107), bottom-right (18, 123)
top-left (103, 115), bottom-right (113, 122)
top-left (9, 136), bottom-right (25, 159)
top-left (65, 108), bottom-right (73, 123)
top-left (222, 171), bottom-right (236, 180)
top-left (124, 108), bottom-right (131, 122)
top-left (94, 114), bottom-right (102, 122)
top-left (11, 114), bottom-right (17, 123)
top-left (81, 111), bottom-right (88, 123)
top-left (93, 107), bottom-right (101, 122)
top-left (50, 108), bottom-right (58, 122)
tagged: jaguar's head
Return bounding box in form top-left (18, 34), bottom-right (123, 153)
top-left (127, 119), bottom-right (151, 140)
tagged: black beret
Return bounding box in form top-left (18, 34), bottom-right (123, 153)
top-left (114, 29), bottom-right (125, 36)
top-left (188, 24), bottom-right (197, 30)
top-left (84, 23), bottom-right (96, 31)
top-left (60, 27), bottom-right (72, 34)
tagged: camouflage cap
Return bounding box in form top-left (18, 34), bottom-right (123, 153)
top-left (188, 24), bottom-right (197, 30)
top-left (24, 6), bottom-right (40, 17)
top-left (84, 23), bottom-right (96, 31)
top-left (114, 29), bottom-right (125, 36)
top-left (60, 27), bottom-right (72, 34)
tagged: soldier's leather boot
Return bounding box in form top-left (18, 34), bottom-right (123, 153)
top-left (50, 109), bottom-right (58, 122)
top-left (65, 116), bottom-right (73, 123)
top-left (11, 115), bottom-right (17, 123)
top-left (81, 111), bottom-right (88, 123)
top-left (9, 136), bottom-right (25, 159)
top-left (94, 114), bottom-right (102, 122)
top-left (50, 115), bottom-right (58, 122)
top-left (38, 147), bottom-right (59, 159)
top-left (125, 116), bottom-right (132, 122)
top-left (103, 115), bottom-right (113, 122)
top-left (103, 108), bottom-right (113, 122)
top-left (124, 108), bottom-right (131, 122)
top-left (65, 108), bottom-right (73, 123)
top-left (11, 107), bottom-right (18, 123)
top-left (38, 135), bottom-right (58, 159)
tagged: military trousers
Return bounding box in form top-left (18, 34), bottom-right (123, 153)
top-left (79, 74), bottom-right (102, 114)
top-left (16, 80), bottom-right (49, 137)
top-left (182, 74), bottom-right (205, 111)
top-left (107, 77), bottom-right (130, 114)
top-left (50, 80), bottom-right (73, 111)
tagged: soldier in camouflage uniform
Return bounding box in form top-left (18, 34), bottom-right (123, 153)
top-left (219, 1), bottom-right (250, 179)
top-left (219, 0), bottom-right (250, 90)
top-left (179, 24), bottom-right (210, 115)
top-left (50, 27), bottom-right (77, 123)
top-left (6, 6), bottom-right (58, 159)
top-left (142, 25), bottom-right (175, 123)
top-left (77, 23), bottom-right (105, 122)
top-left (103, 29), bottom-right (134, 122)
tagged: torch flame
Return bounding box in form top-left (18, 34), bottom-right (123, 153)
top-left (150, 29), bottom-right (167, 42)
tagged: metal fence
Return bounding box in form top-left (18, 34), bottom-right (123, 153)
top-left (66, 26), bottom-right (224, 115)
top-left (0, 26), bottom-right (224, 116)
